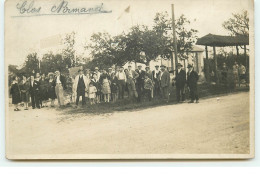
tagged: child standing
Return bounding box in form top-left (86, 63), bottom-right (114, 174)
top-left (110, 73), bottom-right (118, 102)
top-left (91, 73), bottom-right (101, 103)
top-left (143, 74), bottom-right (153, 101)
top-left (100, 70), bottom-right (111, 103)
top-left (10, 76), bottom-right (21, 111)
top-left (88, 82), bottom-right (97, 105)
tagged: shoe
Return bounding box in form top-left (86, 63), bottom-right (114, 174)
top-left (32, 107), bottom-right (35, 109)
top-left (24, 108), bottom-right (28, 110)
top-left (14, 108), bottom-right (20, 111)
top-left (188, 101), bottom-right (194, 103)
top-left (196, 100), bottom-right (199, 103)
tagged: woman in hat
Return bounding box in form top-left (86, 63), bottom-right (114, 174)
top-left (19, 75), bottom-right (30, 110)
top-left (10, 76), bottom-right (21, 111)
top-left (39, 73), bottom-right (49, 107)
top-left (47, 73), bottom-right (56, 107)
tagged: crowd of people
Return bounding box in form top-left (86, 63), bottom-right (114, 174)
top-left (9, 63), bottom-right (200, 111)
top-left (220, 61), bottom-right (247, 87)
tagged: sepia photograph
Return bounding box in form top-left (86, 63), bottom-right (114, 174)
top-left (5, 0), bottom-right (254, 159)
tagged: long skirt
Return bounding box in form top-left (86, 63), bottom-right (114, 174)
top-left (21, 92), bottom-right (29, 102)
top-left (102, 79), bottom-right (111, 94)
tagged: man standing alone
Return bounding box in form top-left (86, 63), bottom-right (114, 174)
top-left (187, 64), bottom-right (199, 103)
top-left (74, 69), bottom-right (89, 107)
top-left (55, 70), bottom-right (66, 107)
top-left (174, 63), bottom-right (186, 103)
top-left (160, 65), bottom-right (170, 103)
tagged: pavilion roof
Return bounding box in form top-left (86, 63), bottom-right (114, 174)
top-left (196, 33), bottom-right (249, 47)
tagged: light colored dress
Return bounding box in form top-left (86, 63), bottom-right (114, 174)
top-left (102, 78), bottom-right (111, 94)
top-left (88, 86), bottom-right (97, 99)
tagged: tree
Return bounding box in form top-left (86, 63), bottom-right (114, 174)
top-left (86, 32), bottom-right (129, 69)
top-left (22, 52), bottom-right (40, 75)
top-left (222, 10), bottom-right (249, 36)
top-left (62, 32), bottom-right (76, 68)
top-left (125, 25), bottom-right (168, 65)
top-left (153, 12), bottom-right (198, 61)
top-left (40, 52), bottom-right (68, 74)
top-left (175, 15), bottom-right (198, 60)
top-left (86, 12), bottom-right (198, 69)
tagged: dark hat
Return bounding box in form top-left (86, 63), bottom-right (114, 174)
top-left (177, 63), bottom-right (183, 67)
top-left (187, 64), bottom-right (193, 68)
top-left (160, 65), bottom-right (166, 68)
top-left (138, 65), bottom-right (142, 67)
top-left (155, 65), bottom-right (159, 67)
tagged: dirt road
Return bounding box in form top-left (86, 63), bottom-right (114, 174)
top-left (6, 92), bottom-right (250, 158)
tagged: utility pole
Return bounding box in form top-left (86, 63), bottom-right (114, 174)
top-left (171, 4), bottom-right (178, 75)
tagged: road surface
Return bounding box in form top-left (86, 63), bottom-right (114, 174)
top-left (6, 92), bottom-right (250, 158)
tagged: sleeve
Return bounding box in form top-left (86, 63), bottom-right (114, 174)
top-left (10, 85), bottom-right (13, 95)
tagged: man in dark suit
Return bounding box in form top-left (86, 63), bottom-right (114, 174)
top-left (174, 63), bottom-right (186, 103)
top-left (160, 65), bottom-right (170, 103)
top-left (152, 65), bottom-right (161, 98)
top-left (29, 75), bottom-right (41, 109)
top-left (54, 70), bottom-right (67, 107)
top-left (136, 65), bottom-right (146, 102)
top-left (187, 64), bottom-right (199, 103)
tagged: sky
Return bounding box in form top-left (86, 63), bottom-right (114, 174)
top-left (5, 0), bottom-right (253, 66)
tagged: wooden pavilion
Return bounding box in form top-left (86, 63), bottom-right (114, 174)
top-left (196, 33), bottom-right (249, 84)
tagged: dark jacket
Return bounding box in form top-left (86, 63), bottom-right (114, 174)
top-left (136, 69), bottom-right (146, 84)
top-left (54, 75), bottom-right (66, 89)
top-left (152, 70), bottom-right (161, 82)
top-left (160, 71), bottom-right (170, 88)
top-left (187, 70), bottom-right (199, 88)
top-left (29, 80), bottom-right (41, 94)
top-left (10, 82), bottom-right (21, 104)
top-left (175, 69), bottom-right (186, 88)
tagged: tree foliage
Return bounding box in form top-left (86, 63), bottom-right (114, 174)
top-left (62, 31), bottom-right (76, 67)
top-left (22, 53), bottom-right (40, 75)
top-left (40, 52), bottom-right (68, 74)
top-left (222, 10), bottom-right (249, 36)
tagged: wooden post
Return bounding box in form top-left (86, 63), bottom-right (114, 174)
top-left (244, 45), bottom-right (247, 68)
top-left (171, 4), bottom-right (178, 75)
top-left (195, 52), bottom-right (199, 72)
top-left (236, 45), bottom-right (239, 61)
top-left (213, 46), bottom-right (219, 84)
top-left (205, 46), bottom-right (210, 82)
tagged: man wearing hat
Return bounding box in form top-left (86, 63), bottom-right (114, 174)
top-left (116, 66), bottom-right (127, 99)
top-left (136, 65), bottom-right (146, 102)
top-left (187, 64), bottom-right (199, 103)
top-left (160, 65), bottom-right (170, 103)
top-left (126, 65), bottom-right (139, 99)
top-left (152, 65), bottom-right (161, 98)
top-left (108, 67), bottom-right (113, 78)
top-left (54, 70), bottom-right (67, 107)
top-left (174, 63), bottom-right (186, 103)
top-left (74, 69), bottom-right (89, 107)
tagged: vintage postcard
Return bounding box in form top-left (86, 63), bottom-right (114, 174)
top-left (5, 0), bottom-right (254, 159)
